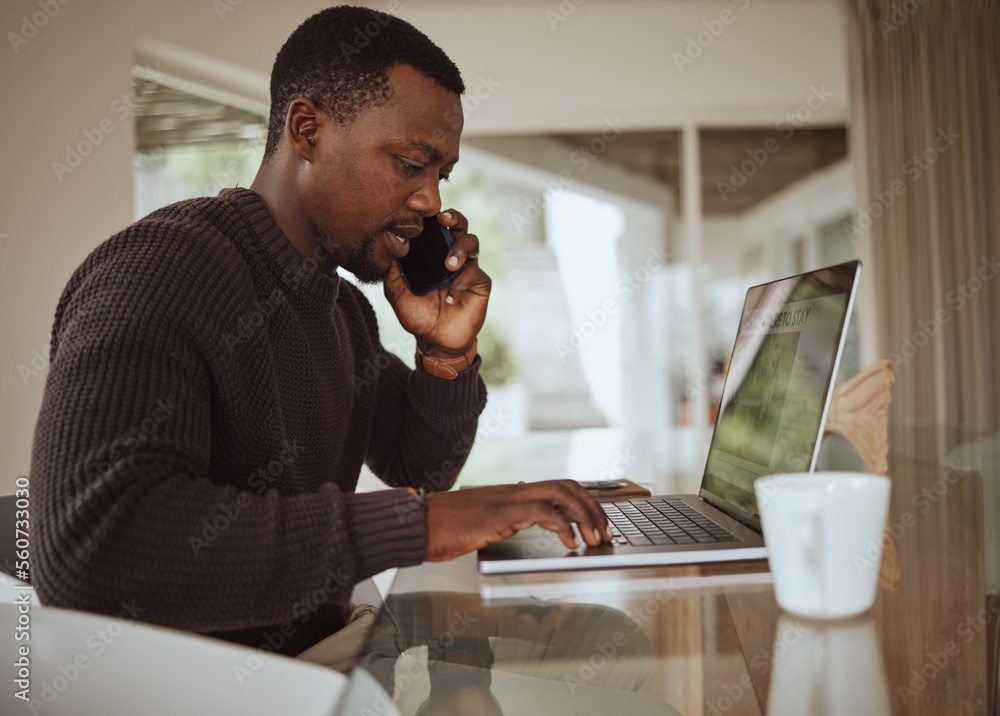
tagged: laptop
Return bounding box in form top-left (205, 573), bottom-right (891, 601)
top-left (478, 260), bottom-right (862, 574)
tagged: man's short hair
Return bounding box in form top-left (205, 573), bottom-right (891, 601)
top-left (264, 4), bottom-right (465, 158)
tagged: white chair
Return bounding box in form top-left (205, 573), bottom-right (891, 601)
top-left (1, 601), bottom-right (354, 715)
top-left (0, 490), bottom-right (400, 715)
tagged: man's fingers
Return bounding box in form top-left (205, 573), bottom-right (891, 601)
top-left (511, 501), bottom-right (579, 550)
top-left (556, 527), bottom-right (581, 550)
top-left (444, 233), bottom-right (480, 272)
top-left (383, 262), bottom-right (406, 302)
top-left (438, 208), bottom-right (468, 233)
top-left (561, 480), bottom-right (613, 541)
top-left (423, 481), bottom-right (615, 563)
top-left (445, 262), bottom-right (490, 300)
top-left (545, 481), bottom-right (610, 540)
top-left (514, 482), bottom-right (610, 546)
top-left (435, 209), bottom-right (485, 305)
top-left (439, 208), bottom-right (478, 271)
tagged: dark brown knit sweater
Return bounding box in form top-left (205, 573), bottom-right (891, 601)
top-left (30, 188), bottom-right (486, 656)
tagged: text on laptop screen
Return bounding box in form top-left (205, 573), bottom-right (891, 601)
top-left (699, 261), bottom-right (860, 531)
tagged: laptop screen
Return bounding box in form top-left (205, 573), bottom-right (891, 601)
top-left (699, 261), bottom-right (861, 531)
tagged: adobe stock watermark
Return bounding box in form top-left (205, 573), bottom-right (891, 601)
top-left (392, 609), bottom-right (480, 698)
top-left (193, 127), bottom-right (266, 196)
top-left (886, 254), bottom-right (996, 371)
top-left (246, 440), bottom-right (306, 495)
top-left (19, 600), bottom-right (145, 712)
top-left (553, 246), bottom-right (668, 361)
top-left (84, 398), bottom-right (180, 484)
top-left (222, 289), bottom-right (287, 353)
top-left (751, 469), bottom-right (800, 511)
top-left (854, 457), bottom-right (969, 576)
top-left (18, 272), bottom-right (136, 385)
top-left (516, 448), bottom-right (640, 563)
top-left (353, 349), bottom-right (398, 395)
top-left (403, 71), bottom-right (503, 170)
top-left (51, 67), bottom-right (169, 183)
top-left (600, 447), bottom-right (639, 482)
top-left (896, 593), bottom-right (1000, 706)
top-left (7, 0), bottom-right (71, 54)
top-left (622, 579), bottom-right (681, 634)
top-left (561, 579), bottom-right (678, 694)
top-left (17, 345), bottom-right (50, 386)
top-left (213, 0), bottom-right (243, 21)
top-left (704, 619), bottom-right (813, 715)
top-left (339, 4), bottom-right (394, 59)
top-left (282, 239), bottom-right (336, 291)
top-left (684, 367), bottom-right (712, 401)
top-left (749, 619), bottom-right (813, 678)
top-left (60, 398), bottom-right (180, 516)
top-left (448, 404), bottom-right (512, 462)
top-left (895, 593), bottom-right (1000, 706)
top-left (897, 591), bottom-right (1000, 705)
top-left (510, 116), bottom-right (629, 233)
top-left (672, 0), bottom-right (751, 73)
top-left (705, 622), bottom-right (812, 716)
top-left (233, 564), bottom-right (354, 684)
top-left (458, 73), bottom-right (502, 116)
top-left (546, 0), bottom-right (585, 30)
top-left (189, 442), bottom-right (305, 556)
top-left (521, 447), bottom-right (642, 547)
top-left (563, 629), bottom-right (629, 694)
top-left (716, 83), bottom-right (834, 202)
top-left (877, 0), bottom-right (930, 39)
top-left (351, 327), bottom-right (419, 395)
top-left (568, 118), bottom-right (628, 174)
top-left (188, 493), bottom-right (251, 557)
top-left (844, 126), bottom-right (960, 243)
top-left (394, 404), bottom-right (513, 524)
top-left (337, 0), bottom-right (417, 60)
top-left (56, 397), bottom-right (181, 520)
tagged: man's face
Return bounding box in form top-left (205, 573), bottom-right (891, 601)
top-left (301, 63), bottom-right (464, 284)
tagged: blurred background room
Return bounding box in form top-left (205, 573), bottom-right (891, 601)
top-left (1, 0), bottom-right (996, 509)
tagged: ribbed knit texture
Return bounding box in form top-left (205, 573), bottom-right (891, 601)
top-left (29, 188), bottom-right (486, 656)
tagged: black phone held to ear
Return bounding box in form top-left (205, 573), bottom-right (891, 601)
top-left (397, 215), bottom-right (465, 295)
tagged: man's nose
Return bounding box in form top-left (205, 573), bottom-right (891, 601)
top-left (406, 177), bottom-right (442, 217)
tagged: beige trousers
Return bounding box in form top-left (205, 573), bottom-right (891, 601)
top-left (297, 593), bottom-right (678, 716)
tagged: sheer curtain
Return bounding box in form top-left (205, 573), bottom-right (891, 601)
top-left (848, 0), bottom-right (1000, 430)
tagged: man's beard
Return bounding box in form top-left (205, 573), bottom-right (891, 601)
top-left (319, 230), bottom-right (389, 285)
top-left (342, 231), bottom-right (390, 284)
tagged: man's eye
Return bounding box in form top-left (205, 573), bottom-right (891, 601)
top-left (397, 158), bottom-right (422, 176)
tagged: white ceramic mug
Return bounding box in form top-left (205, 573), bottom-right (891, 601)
top-left (754, 472), bottom-right (890, 619)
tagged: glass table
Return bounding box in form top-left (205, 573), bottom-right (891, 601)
top-left (352, 423), bottom-right (999, 715)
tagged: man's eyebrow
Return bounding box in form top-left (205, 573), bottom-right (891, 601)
top-left (400, 139), bottom-right (457, 165)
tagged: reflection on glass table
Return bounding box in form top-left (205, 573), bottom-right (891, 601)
top-left (350, 423), bottom-right (995, 715)
top-left (357, 590), bottom-right (672, 716)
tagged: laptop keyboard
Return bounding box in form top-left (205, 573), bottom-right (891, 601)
top-left (602, 498), bottom-right (740, 547)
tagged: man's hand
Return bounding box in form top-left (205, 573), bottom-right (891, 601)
top-left (384, 209), bottom-right (490, 359)
top-left (421, 481), bottom-right (613, 562)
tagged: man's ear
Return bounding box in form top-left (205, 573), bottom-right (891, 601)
top-left (286, 98), bottom-right (320, 159)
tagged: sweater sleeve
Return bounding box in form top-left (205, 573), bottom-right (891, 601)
top-left (29, 223), bottom-right (424, 635)
top-left (348, 289), bottom-right (488, 493)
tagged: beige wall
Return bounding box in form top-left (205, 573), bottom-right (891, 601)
top-left (0, 0), bottom-right (848, 489)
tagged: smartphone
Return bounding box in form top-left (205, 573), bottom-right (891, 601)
top-left (397, 215), bottom-right (464, 296)
top-left (577, 480), bottom-right (630, 491)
